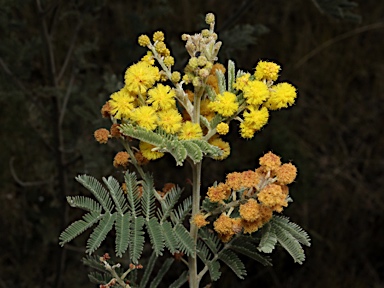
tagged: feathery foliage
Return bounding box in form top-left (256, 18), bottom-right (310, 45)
top-left (218, 249), bottom-right (247, 280)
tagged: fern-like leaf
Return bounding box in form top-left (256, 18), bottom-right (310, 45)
top-left (88, 271), bottom-right (111, 285)
top-left (166, 139), bottom-right (187, 166)
top-left (82, 255), bottom-right (105, 272)
top-left (181, 140), bottom-right (203, 164)
top-left (130, 216), bottom-right (145, 264)
top-left (274, 226), bottom-right (306, 264)
top-left (86, 212), bottom-right (116, 254)
top-left (103, 176), bottom-right (128, 215)
top-left (169, 271), bottom-right (188, 288)
top-left (76, 175), bottom-right (113, 213)
top-left (196, 240), bottom-right (212, 262)
top-left (200, 115), bottom-right (210, 130)
top-left (149, 258), bottom-right (174, 288)
top-left (59, 211), bottom-right (101, 246)
top-left (162, 221), bottom-right (178, 254)
top-left (258, 222), bottom-right (277, 253)
top-left (271, 216), bottom-right (311, 246)
top-left (140, 251), bottom-right (157, 288)
top-left (190, 139), bottom-right (222, 158)
top-left (230, 237), bottom-right (272, 266)
top-left (171, 196), bottom-right (192, 225)
top-left (66, 196), bottom-right (102, 212)
top-left (218, 249), bottom-right (247, 279)
top-left (160, 186), bottom-right (182, 222)
top-left (174, 224), bottom-right (194, 256)
top-left (199, 227), bottom-right (222, 254)
top-left (124, 171), bottom-right (141, 217)
top-left (115, 212), bottom-right (131, 257)
top-left (147, 218), bottom-right (165, 256)
top-left (142, 173), bottom-right (156, 220)
top-left (119, 124), bottom-right (164, 147)
top-left (227, 60), bottom-right (235, 93)
top-left (207, 260), bottom-right (221, 281)
top-left (216, 69), bottom-right (226, 94)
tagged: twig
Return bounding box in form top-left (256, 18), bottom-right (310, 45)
top-left (57, 20), bottom-right (82, 82)
top-left (59, 71), bottom-right (75, 126)
top-left (9, 157), bottom-right (52, 187)
top-left (294, 22), bottom-right (384, 69)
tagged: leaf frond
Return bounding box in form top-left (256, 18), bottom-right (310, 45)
top-left (174, 224), bottom-right (195, 256)
top-left (169, 271), bottom-right (188, 288)
top-left (146, 217), bottom-right (165, 256)
top-left (162, 221), bottom-right (178, 254)
top-left (86, 212), bottom-right (116, 254)
top-left (257, 222), bottom-right (277, 253)
top-left (103, 176), bottom-right (128, 215)
top-left (142, 173), bottom-right (156, 220)
top-left (130, 216), bottom-right (145, 264)
top-left (218, 249), bottom-right (247, 279)
top-left (115, 212), bottom-right (131, 257)
top-left (149, 258), bottom-right (174, 288)
top-left (59, 211), bottom-right (101, 246)
top-left (271, 216), bottom-right (311, 246)
top-left (124, 171), bottom-right (141, 217)
top-left (171, 196), bottom-right (192, 225)
top-left (198, 227), bottom-right (222, 254)
top-left (66, 196), bottom-right (102, 212)
top-left (76, 174), bottom-right (114, 213)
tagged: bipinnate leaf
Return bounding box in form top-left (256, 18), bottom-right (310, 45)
top-left (147, 217), bottom-right (164, 256)
top-left (142, 173), bottom-right (156, 220)
top-left (227, 59), bottom-right (235, 93)
top-left (231, 236), bottom-right (272, 266)
top-left (169, 271), bottom-right (188, 288)
top-left (174, 224), bottom-right (194, 256)
top-left (103, 176), bottom-right (128, 215)
top-left (207, 260), bottom-right (221, 281)
top-left (76, 175), bottom-right (113, 213)
top-left (162, 221), bottom-right (178, 254)
top-left (115, 212), bottom-right (131, 257)
top-left (59, 211), bottom-right (101, 246)
top-left (258, 222), bottom-right (277, 253)
top-left (119, 123), bottom-right (164, 147)
top-left (181, 140), bottom-right (203, 164)
top-left (124, 171), bottom-right (141, 217)
top-left (149, 258), bottom-right (174, 288)
top-left (130, 216), bottom-right (145, 264)
top-left (216, 69), bottom-right (226, 94)
top-left (160, 185), bottom-right (182, 222)
top-left (218, 249), bottom-right (247, 279)
top-left (199, 227), bottom-right (222, 254)
top-left (171, 196), bottom-right (192, 225)
top-left (86, 212), bottom-right (116, 254)
top-left (140, 251), bottom-right (157, 288)
top-left (66, 196), bottom-right (102, 212)
top-left (271, 216), bottom-right (311, 246)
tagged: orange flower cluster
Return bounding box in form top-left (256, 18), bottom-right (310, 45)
top-left (113, 151), bottom-right (130, 168)
top-left (205, 152), bottom-right (298, 240)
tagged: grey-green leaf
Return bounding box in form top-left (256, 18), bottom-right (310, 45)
top-left (86, 212), bottom-right (116, 254)
top-left (218, 249), bottom-right (247, 279)
top-left (115, 212), bottom-right (131, 257)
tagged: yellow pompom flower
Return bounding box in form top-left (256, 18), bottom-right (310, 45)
top-left (138, 35), bottom-right (150, 47)
top-left (233, 73), bottom-right (250, 91)
top-left (171, 71), bottom-right (181, 83)
top-left (264, 82), bottom-right (297, 110)
top-left (209, 91), bottom-right (239, 117)
top-left (243, 80), bottom-right (270, 106)
top-left (125, 61), bottom-right (160, 94)
top-left (139, 141), bottom-right (164, 160)
top-left (242, 106), bottom-right (269, 131)
top-left (153, 31), bottom-right (165, 42)
top-left (178, 121), bottom-right (203, 140)
top-left (239, 121), bottom-right (256, 139)
top-left (157, 109), bottom-right (183, 134)
top-left (131, 106), bottom-right (158, 130)
top-left (255, 60), bottom-right (281, 81)
top-left (155, 41), bottom-right (167, 54)
top-left (147, 84), bottom-right (176, 111)
top-left (141, 52), bottom-right (155, 65)
top-left (209, 137), bottom-right (230, 160)
top-left (164, 56), bottom-right (174, 67)
top-left (216, 122), bottom-right (229, 135)
top-left (108, 88), bottom-right (136, 120)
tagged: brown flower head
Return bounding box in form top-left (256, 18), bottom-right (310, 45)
top-left (239, 198), bottom-right (261, 222)
top-left (101, 101), bottom-right (112, 118)
top-left (94, 128), bottom-right (110, 144)
top-left (193, 213), bottom-right (209, 228)
top-left (207, 182), bottom-right (231, 202)
top-left (257, 184), bottom-right (287, 211)
top-left (110, 124), bottom-right (121, 138)
top-left (113, 151), bottom-right (130, 168)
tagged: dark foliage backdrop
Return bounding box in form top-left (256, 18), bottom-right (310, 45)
top-left (0, 0), bottom-right (383, 287)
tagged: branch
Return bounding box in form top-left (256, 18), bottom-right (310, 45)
top-left (9, 157), bottom-right (53, 187)
top-left (59, 71), bottom-right (75, 126)
top-left (294, 22), bottom-right (384, 69)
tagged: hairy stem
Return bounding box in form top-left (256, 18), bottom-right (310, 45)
top-left (188, 161), bottom-right (202, 288)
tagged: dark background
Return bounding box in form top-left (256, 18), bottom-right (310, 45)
top-left (1, 0), bottom-right (383, 287)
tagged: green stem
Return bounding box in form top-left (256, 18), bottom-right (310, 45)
top-left (188, 160), bottom-right (202, 288)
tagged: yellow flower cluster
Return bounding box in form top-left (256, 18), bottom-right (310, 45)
top-left (231, 60), bottom-right (297, 139)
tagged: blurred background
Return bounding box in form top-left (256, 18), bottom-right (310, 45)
top-left (1, 0), bottom-right (383, 287)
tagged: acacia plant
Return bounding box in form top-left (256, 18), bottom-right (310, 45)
top-left (59, 13), bottom-right (311, 288)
